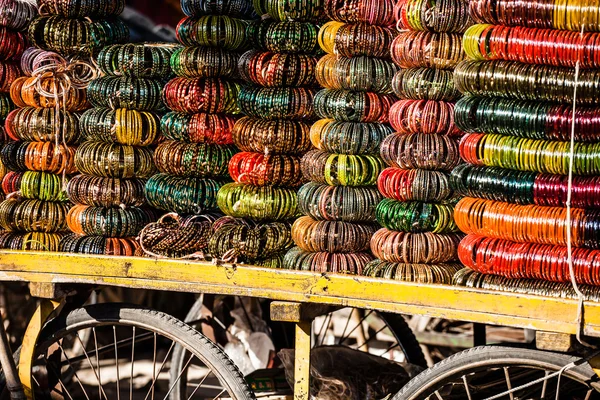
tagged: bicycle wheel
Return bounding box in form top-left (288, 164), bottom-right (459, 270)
top-left (23, 303), bottom-right (255, 400)
top-left (393, 345), bottom-right (600, 399)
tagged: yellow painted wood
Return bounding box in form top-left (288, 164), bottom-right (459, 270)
top-left (19, 299), bottom-right (63, 399)
top-left (0, 251), bottom-right (599, 336)
top-left (294, 322), bottom-right (311, 400)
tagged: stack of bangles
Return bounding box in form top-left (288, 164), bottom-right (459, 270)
top-left (458, 235), bottom-right (600, 285)
top-left (459, 133), bottom-right (600, 175)
top-left (389, 100), bottom-right (461, 136)
top-left (392, 68), bottom-right (460, 101)
top-left (59, 235), bottom-right (139, 256)
top-left (5, 108), bottom-right (79, 143)
top-left (217, 183), bottom-right (300, 220)
top-left (66, 175), bottom-right (146, 207)
top-left (171, 47), bottom-right (238, 78)
top-left (376, 198), bottom-right (458, 233)
top-left (391, 31), bottom-right (465, 69)
top-left (74, 142), bottom-right (155, 178)
top-left (10, 76), bottom-right (88, 111)
top-left (144, 174), bottom-right (222, 214)
top-left (454, 60), bottom-right (600, 105)
top-left (238, 87), bottom-right (315, 120)
top-left (0, 63), bottom-right (21, 92)
top-left (38, 0), bottom-right (125, 17)
top-left (163, 77), bottom-right (240, 114)
top-left (283, 246), bottom-right (371, 274)
top-left (2, 171), bottom-right (22, 195)
top-left (86, 77), bottom-right (165, 111)
top-left (370, 228), bottom-right (462, 264)
top-left (19, 171), bottom-right (69, 202)
top-left (253, 0), bottom-right (320, 22)
top-left (232, 117), bottom-right (311, 154)
top-left (291, 216), bottom-right (377, 253)
top-left (229, 152), bottom-right (303, 187)
top-left (315, 54), bottom-right (397, 93)
top-left (239, 50), bottom-right (318, 87)
top-left (451, 164), bottom-right (600, 208)
top-left (161, 112), bottom-right (235, 144)
top-left (181, 0), bottom-right (255, 18)
top-left (363, 260), bottom-right (463, 283)
top-left (324, 0), bottom-right (395, 26)
top-left (247, 20), bottom-right (320, 54)
top-left (80, 108), bottom-right (160, 146)
top-left (298, 182), bottom-right (382, 222)
top-left (176, 16), bottom-right (248, 49)
top-left (66, 205), bottom-right (155, 237)
top-left (0, 0), bottom-right (37, 31)
top-left (97, 43), bottom-right (179, 78)
top-left (0, 199), bottom-right (70, 232)
top-left (309, 119), bottom-right (392, 155)
top-left (0, 27), bottom-right (26, 60)
top-left (464, 24), bottom-right (600, 68)
top-left (1, 141), bottom-right (77, 175)
top-left (0, 231), bottom-right (65, 251)
top-left (318, 22), bottom-right (396, 58)
top-left (300, 150), bottom-right (385, 186)
top-left (455, 96), bottom-right (600, 142)
top-left (395, 0), bottom-right (472, 32)
top-left (378, 168), bottom-right (452, 202)
top-left (153, 141), bottom-right (236, 177)
top-left (454, 197), bottom-right (600, 248)
top-left (314, 89), bottom-right (395, 122)
top-left (0, 94), bottom-right (13, 121)
top-left (380, 133), bottom-right (460, 170)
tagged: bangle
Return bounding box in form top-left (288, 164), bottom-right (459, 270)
top-left (314, 89), bottom-right (395, 123)
top-left (38, 0), bottom-right (125, 17)
top-left (0, 93), bottom-right (13, 120)
top-left (389, 100), bottom-right (462, 137)
top-left (392, 68), bottom-right (460, 101)
top-left (217, 182), bottom-right (300, 221)
top-left (310, 119), bottom-right (392, 155)
top-left (161, 111), bottom-right (235, 145)
top-left (80, 108), bottom-right (160, 146)
top-left (144, 173), bottom-right (223, 214)
top-left (0, 0), bottom-right (37, 31)
top-left (381, 133), bottom-right (460, 171)
top-left (232, 117), bottom-right (312, 155)
top-left (176, 16), bottom-right (248, 50)
top-left (229, 152), bottom-right (303, 187)
top-left (238, 50), bottom-right (319, 88)
top-left (10, 141), bottom-right (77, 175)
top-left (253, 0), bottom-right (322, 22)
top-left (283, 246), bottom-right (371, 274)
top-left (315, 54), bottom-right (397, 94)
top-left (20, 171), bottom-right (69, 202)
top-left (291, 215), bottom-right (377, 253)
top-left (324, 0), bottom-right (395, 26)
top-left (319, 22), bottom-right (397, 58)
top-left (74, 141), bottom-right (155, 179)
top-left (154, 141), bottom-right (236, 178)
top-left (370, 228), bottom-right (461, 264)
top-left (0, 62), bottom-right (21, 92)
top-left (378, 167), bottom-right (452, 202)
top-left (97, 43), bottom-right (180, 78)
top-left (301, 149), bottom-right (385, 186)
top-left (2, 171), bottom-right (22, 195)
top-left (67, 205), bottom-right (155, 237)
top-left (363, 259), bottom-right (462, 283)
top-left (67, 175), bottom-right (147, 207)
top-left (247, 20), bottom-right (320, 54)
top-left (87, 77), bottom-right (164, 111)
top-left (5, 107), bottom-right (79, 144)
top-left (11, 76), bottom-right (88, 112)
top-left (181, 0), bottom-right (255, 18)
top-left (0, 198), bottom-right (70, 232)
top-left (171, 46), bottom-right (239, 78)
top-left (163, 77), bottom-right (240, 114)
top-left (395, 0), bottom-right (472, 33)
top-left (60, 234), bottom-right (140, 256)
top-left (391, 31), bottom-right (465, 69)
top-left (376, 198), bottom-right (458, 233)
top-left (0, 27), bottom-right (26, 60)
top-left (0, 231), bottom-right (65, 251)
top-left (239, 86), bottom-right (316, 120)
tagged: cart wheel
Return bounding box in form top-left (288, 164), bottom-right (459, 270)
top-left (392, 345), bottom-right (600, 399)
top-left (18, 303), bottom-right (255, 400)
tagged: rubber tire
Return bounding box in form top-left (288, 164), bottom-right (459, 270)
top-left (33, 303), bottom-right (256, 400)
top-left (393, 345), bottom-right (600, 399)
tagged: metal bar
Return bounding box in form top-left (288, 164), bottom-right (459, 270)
top-left (0, 310), bottom-right (24, 399)
top-left (294, 322), bottom-right (311, 400)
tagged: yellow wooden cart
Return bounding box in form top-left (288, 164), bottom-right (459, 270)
top-left (1, 250), bottom-right (600, 400)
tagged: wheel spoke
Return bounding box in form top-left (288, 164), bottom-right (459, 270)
top-left (130, 327), bottom-right (136, 400)
top-left (162, 353), bottom-right (195, 400)
top-left (93, 327), bottom-right (102, 400)
top-left (42, 353), bottom-right (77, 400)
top-left (212, 388), bottom-right (227, 399)
top-left (114, 327), bottom-right (121, 400)
top-left (380, 342), bottom-right (399, 359)
top-left (73, 332), bottom-right (109, 400)
top-left (541, 371), bottom-right (549, 398)
top-left (356, 324), bottom-right (388, 350)
top-left (316, 313), bottom-right (332, 346)
top-left (462, 375), bottom-right (473, 400)
top-left (503, 368), bottom-right (514, 400)
top-left (152, 332), bottom-right (156, 400)
top-left (143, 341), bottom-right (176, 400)
top-left (56, 341), bottom-right (92, 400)
top-left (186, 369), bottom-right (215, 400)
top-left (337, 309), bottom-right (354, 345)
top-left (434, 390), bottom-right (443, 399)
top-left (339, 310), bottom-right (373, 344)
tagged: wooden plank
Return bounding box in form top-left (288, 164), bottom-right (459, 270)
top-left (294, 322), bottom-right (311, 400)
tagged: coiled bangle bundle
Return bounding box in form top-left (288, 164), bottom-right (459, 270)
top-left (394, 0), bottom-right (472, 33)
top-left (0, 0), bottom-right (37, 31)
top-left (0, 62), bottom-right (21, 92)
top-left (318, 22), bottom-right (396, 58)
top-left (454, 60), bottom-right (600, 105)
top-left (20, 171), bottom-right (69, 202)
top-left (370, 228), bottom-right (461, 264)
top-left (238, 50), bottom-right (318, 88)
top-left (460, 133), bottom-right (600, 176)
top-left (2, 171), bottom-right (22, 195)
top-left (145, 173), bottom-right (222, 214)
top-left (314, 89), bottom-right (395, 123)
top-left (376, 198), bottom-right (457, 233)
top-left (29, 16), bottom-right (129, 55)
top-left (458, 235), bottom-right (600, 286)
top-left (239, 87), bottom-right (315, 120)
top-left (181, 0), bottom-right (255, 18)
top-left (454, 197), bottom-right (600, 249)
top-left (324, 0), bottom-right (395, 26)
top-left (468, 0), bottom-right (600, 32)
top-left (209, 217), bottom-right (293, 261)
top-left (247, 20), bottom-right (320, 54)
top-left (97, 43), bottom-right (180, 78)
top-left (60, 234), bottom-right (139, 256)
top-left (87, 77), bottom-right (164, 111)
top-left (452, 164), bottom-right (600, 209)
top-left (0, 93), bottom-right (13, 120)
top-left (74, 141), bottom-right (155, 179)
top-left (217, 182), bottom-right (300, 221)
top-left (0, 27), bottom-right (26, 60)
top-left (310, 119), bottom-right (392, 155)
top-left (38, 0), bottom-right (125, 17)
top-left (67, 175), bottom-right (146, 207)
top-left (229, 152), bottom-right (303, 187)
top-left (79, 108), bottom-right (160, 146)
top-left (153, 141), bottom-right (236, 178)
top-left (253, 0), bottom-right (322, 21)
top-left (455, 96), bottom-right (600, 142)
top-left (176, 16), bottom-right (248, 50)
top-left (378, 168), bottom-right (452, 202)
top-left (0, 198), bottom-right (70, 232)
top-left (4, 107), bottom-right (79, 143)
top-left (464, 24), bottom-right (600, 69)
top-left (67, 205), bottom-right (155, 237)
top-left (171, 47), bottom-right (239, 78)
top-left (0, 231), bottom-right (64, 251)
top-left (298, 182), bottom-right (381, 222)
top-left (315, 54), bottom-right (397, 93)
top-left (10, 77), bottom-right (88, 111)
top-left (363, 259), bottom-right (463, 283)
top-left (163, 77), bottom-right (240, 114)
top-left (283, 246), bottom-right (370, 274)
top-left (0, 141), bottom-right (77, 174)
top-left (389, 100), bottom-right (461, 137)
top-left (161, 112), bottom-right (235, 145)
top-left (380, 133), bottom-right (460, 171)
top-left (291, 215), bottom-right (377, 253)
top-left (231, 117), bottom-right (311, 154)
top-left (392, 68), bottom-right (459, 101)
top-left (301, 150), bottom-right (385, 186)
top-left (391, 31), bottom-right (465, 70)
